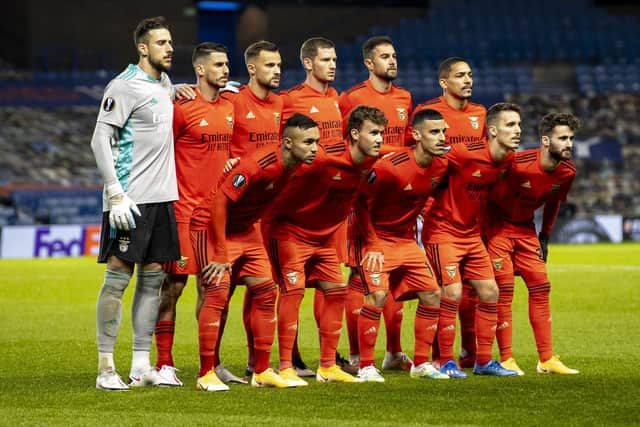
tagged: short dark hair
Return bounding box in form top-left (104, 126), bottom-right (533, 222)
top-left (347, 105), bottom-right (388, 133)
top-left (412, 108), bottom-right (444, 127)
top-left (133, 16), bottom-right (169, 47)
top-left (283, 113), bottom-right (318, 133)
top-left (438, 56), bottom-right (469, 79)
top-left (300, 37), bottom-right (335, 64)
top-left (244, 40), bottom-right (279, 64)
top-left (486, 102), bottom-right (521, 127)
top-left (362, 35), bottom-right (393, 60)
top-left (192, 42), bottom-right (228, 65)
top-left (538, 112), bottom-right (581, 138)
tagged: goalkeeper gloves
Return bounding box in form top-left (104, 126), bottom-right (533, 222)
top-left (538, 232), bottom-right (549, 262)
top-left (107, 183), bottom-right (141, 231)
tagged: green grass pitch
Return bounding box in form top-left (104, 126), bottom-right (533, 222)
top-left (1, 243), bottom-right (639, 426)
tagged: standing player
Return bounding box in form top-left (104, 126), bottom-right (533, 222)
top-left (422, 102), bottom-right (523, 378)
top-left (411, 57), bottom-right (487, 367)
top-left (264, 106), bottom-right (387, 384)
top-left (198, 113), bottom-right (321, 390)
top-left (338, 35), bottom-right (413, 372)
top-left (91, 16), bottom-right (179, 390)
top-left (355, 109), bottom-right (450, 382)
top-left (215, 40), bottom-right (284, 380)
top-left (280, 36), bottom-right (343, 375)
top-left (485, 112), bottom-right (580, 375)
top-left (153, 42), bottom-right (233, 388)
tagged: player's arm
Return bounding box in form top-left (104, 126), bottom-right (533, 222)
top-left (91, 82), bottom-right (141, 231)
top-left (202, 189), bottom-right (232, 285)
top-left (356, 169), bottom-right (384, 272)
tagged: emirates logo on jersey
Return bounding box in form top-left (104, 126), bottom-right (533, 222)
top-left (396, 107), bottom-right (406, 121)
top-left (469, 116), bottom-right (480, 129)
top-left (273, 112), bottom-right (281, 125)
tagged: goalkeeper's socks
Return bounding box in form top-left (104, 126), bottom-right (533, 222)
top-left (528, 282), bottom-right (553, 361)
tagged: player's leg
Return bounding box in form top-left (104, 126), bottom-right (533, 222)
top-left (458, 281), bottom-right (477, 368)
top-left (154, 273), bottom-right (187, 385)
top-left (517, 238), bottom-right (578, 374)
top-left (355, 274), bottom-right (387, 382)
top-left (486, 234), bottom-right (523, 375)
top-left (381, 297), bottom-right (412, 371)
top-left (345, 268), bottom-right (364, 370)
top-left (214, 282), bottom-right (247, 384)
top-left (424, 242), bottom-right (466, 378)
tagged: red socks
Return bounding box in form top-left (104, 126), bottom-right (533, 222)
top-left (277, 289), bottom-right (305, 370)
top-left (459, 282), bottom-right (477, 358)
top-left (154, 320), bottom-right (175, 369)
top-left (346, 275), bottom-right (365, 356)
top-left (475, 301), bottom-right (498, 366)
top-left (248, 280), bottom-right (278, 374)
top-left (383, 298), bottom-right (404, 354)
top-left (198, 283), bottom-right (230, 377)
top-left (437, 296), bottom-right (459, 364)
top-left (496, 282), bottom-right (515, 361)
top-left (319, 287), bottom-right (347, 367)
top-left (529, 283), bottom-right (552, 361)
top-left (413, 304), bottom-right (439, 366)
top-left (358, 304), bottom-right (383, 368)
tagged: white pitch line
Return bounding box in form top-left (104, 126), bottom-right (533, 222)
top-left (548, 264), bottom-right (640, 272)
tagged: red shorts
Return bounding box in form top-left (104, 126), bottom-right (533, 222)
top-left (486, 233), bottom-right (548, 286)
top-left (265, 234), bottom-right (345, 293)
top-left (423, 235), bottom-right (494, 286)
top-left (360, 238), bottom-right (439, 301)
top-left (164, 221), bottom-right (212, 275)
top-left (224, 225), bottom-right (272, 284)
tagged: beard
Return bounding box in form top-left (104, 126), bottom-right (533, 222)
top-left (149, 54), bottom-right (171, 73)
top-left (376, 70), bottom-right (397, 82)
top-left (549, 145), bottom-right (572, 162)
top-left (259, 75), bottom-right (280, 90)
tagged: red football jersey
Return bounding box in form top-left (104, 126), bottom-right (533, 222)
top-left (172, 92), bottom-right (233, 222)
top-left (339, 80), bottom-right (412, 147)
top-left (424, 140), bottom-right (514, 240)
top-left (362, 147), bottom-right (448, 240)
top-left (218, 146), bottom-right (293, 235)
top-left (281, 83), bottom-right (342, 145)
top-left (409, 96), bottom-right (486, 146)
top-left (221, 85), bottom-right (283, 158)
top-left (265, 140), bottom-right (374, 245)
top-left (486, 148), bottom-right (575, 238)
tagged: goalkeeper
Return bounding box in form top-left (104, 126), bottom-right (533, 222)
top-left (90, 16), bottom-right (181, 391)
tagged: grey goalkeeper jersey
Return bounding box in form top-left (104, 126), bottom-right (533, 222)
top-left (96, 64), bottom-right (178, 210)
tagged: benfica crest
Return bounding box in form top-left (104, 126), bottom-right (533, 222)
top-left (369, 273), bottom-right (381, 286)
top-left (493, 258), bottom-right (503, 271)
top-left (273, 112), bottom-right (281, 125)
top-left (445, 264), bottom-right (457, 279)
top-left (118, 236), bottom-right (130, 253)
top-left (469, 116), bottom-right (479, 129)
top-left (226, 115), bottom-right (234, 129)
top-left (178, 256), bottom-right (188, 268)
top-left (286, 272), bottom-right (298, 285)
top-left (396, 107), bottom-right (406, 121)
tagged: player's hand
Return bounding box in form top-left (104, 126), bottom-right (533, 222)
top-left (538, 232), bottom-right (550, 262)
top-left (224, 157), bottom-right (240, 173)
top-left (108, 194), bottom-right (141, 231)
top-left (202, 261), bottom-right (232, 286)
top-left (174, 84), bottom-right (197, 100)
top-left (361, 251), bottom-right (384, 272)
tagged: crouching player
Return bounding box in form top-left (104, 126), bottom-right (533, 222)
top-left (485, 112), bottom-right (580, 375)
top-left (197, 113), bottom-right (321, 390)
top-left (355, 109), bottom-right (450, 382)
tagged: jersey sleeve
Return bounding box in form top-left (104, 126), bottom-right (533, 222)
top-left (220, 163), bottom-right (259, 202)
top-left (96, 79), bottom-right (137, 128)
top-left (172, 102), bottom-right (187, 140)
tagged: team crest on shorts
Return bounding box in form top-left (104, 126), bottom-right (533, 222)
top-left (369, 273), bottom-right (381, 286)
top-left (445, 264), bottom-right (457, 279)
top-left (469, 116), bottom-right (479, 129)
top-left (178, 256), bottom-right (188, 268)
top-left (286, 272), bottom-right (298, 285)
top-left (118, 236), bottom-right (130, 253)
top-left (493, 258), bottom-right (503, 271)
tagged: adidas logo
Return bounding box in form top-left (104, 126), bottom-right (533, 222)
top-left (427, 324), bottom-right (438, 331)
top-left (351, 308), bottom-right (362, 315)
top-left (497, 321), bottom-right (510, 330)
top-left (287, 324), bottom-right (298, 331)
top-left (246, 111), bottom-right (256, 119)
top-left (520, 181), bottom-right (531, 188)
top-left (404, 183), bottom-right (413, 191)
top-left (265, 182), bottom-right (274, 190)
top-left (441, 325), bottom-right (455, 332)
top-left (310, 106), bottom-right (320, 114)
top-left (199, 118), bottom-right (209, 127)
top-left (472, 169), bottom-right (482, 178)
top-left (364, 326), bottom-right (377, 335)
top-left (207, 321), bottom-right (221, 327)
top-left (332, 173), bottom-right (342, 180)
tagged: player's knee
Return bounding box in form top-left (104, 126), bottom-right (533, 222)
top-left (418, 288), bottom-right (441, 306)
top-left (474, 281), bottom-right (499, 302)
top-left (366, 290), bottom-right (387, 307)
top-left (442, 282), bottom-right (462, 301)
top-left (522, 271), bottom-right (550, 287)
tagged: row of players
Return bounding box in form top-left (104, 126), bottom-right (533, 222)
top-left (91, 16), bottom-right (578, 391)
